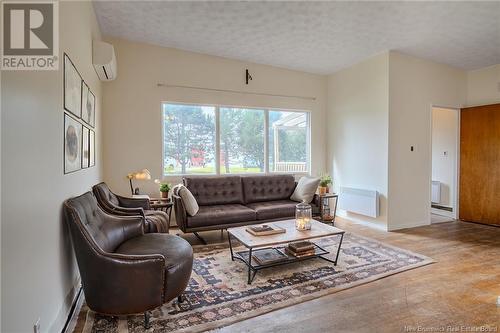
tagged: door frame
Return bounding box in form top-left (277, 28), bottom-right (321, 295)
top-left (429, 105), bottom-right (461, 220)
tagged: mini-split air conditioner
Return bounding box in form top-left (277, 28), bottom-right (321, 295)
top-left (92, 40), bottom-right (117, 81)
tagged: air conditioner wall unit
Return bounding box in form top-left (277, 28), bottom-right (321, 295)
top-left (92, 40), bottom-right (117, 81)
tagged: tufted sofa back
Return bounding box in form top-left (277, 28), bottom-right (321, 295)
top-left (241, 175), bottom-right (296, 203)
top-left (64, 192), bottom-right (143, 253)
top-left (183, 176), bottom-right (244, 206)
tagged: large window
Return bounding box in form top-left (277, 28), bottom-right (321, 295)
top-left (163, 103), bottom-right (310, 175)
top-left (269, 111), bottom-right (308, 173)
top-left (220, 108), bottom-right (265, 174)
top-left (163, 104), bottom-right (216, 174)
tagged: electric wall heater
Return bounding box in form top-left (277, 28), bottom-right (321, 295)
top-left (339, 187), bottom-right (379, 218)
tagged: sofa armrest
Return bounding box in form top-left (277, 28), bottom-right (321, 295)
top-left (172, 194), bottom-right (188, 232)
top-left (117, 195), bottom-right (150, 210)
top-left (312, 193), bottom-right (320, 207)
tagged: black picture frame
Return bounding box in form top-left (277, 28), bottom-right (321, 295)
top-left (64, 113), bottom-right (83, 174)
top-left (63, 53), bottom-right (82, 118)
top-left (82, 126), bottom-right (90, 169)
top-left (81, 81), bottom-right (96, 127)
top-left (89, 129), bottom-right (95, 167)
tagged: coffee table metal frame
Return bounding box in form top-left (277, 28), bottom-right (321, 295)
top-left (228, 230), bottom-right (345, 284)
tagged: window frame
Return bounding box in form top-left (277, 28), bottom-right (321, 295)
top-left (161, 101), bottom-right (311, 177)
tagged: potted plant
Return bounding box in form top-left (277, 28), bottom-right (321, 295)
top-left (155, 180), bottom-right (172, 199)
top-left (318, 174), bottom-right (332, 195)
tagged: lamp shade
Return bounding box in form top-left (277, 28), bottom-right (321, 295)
top-left (127, 169), bottom-right (151, 180)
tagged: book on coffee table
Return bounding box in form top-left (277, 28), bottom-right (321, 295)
top-left (251, 248), bottom-right (288, 265)
top-left (288, 241), bottom-right (315, 252)
top-left (246, 224), bottom-right (286, 236)
top-left (284, 247), bottom-right (317, 258)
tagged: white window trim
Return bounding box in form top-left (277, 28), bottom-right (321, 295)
top-left (161, 102), bottom-right (311, 177)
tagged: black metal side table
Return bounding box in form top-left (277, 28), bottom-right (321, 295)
top-left (314, 193), bottom-right (339, 225)
top-left (149, 198), bottom-right (173, 229)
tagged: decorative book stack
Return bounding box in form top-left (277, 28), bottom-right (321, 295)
top-left (246, 224), bottom-right (286, 236)
top-left (285, 241), bottom-right (316, 258)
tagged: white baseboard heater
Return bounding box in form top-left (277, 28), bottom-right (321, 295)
top-left (339, 187), bottom-right (379, 218)
top-left (431, 181), bottom-right (441, 204)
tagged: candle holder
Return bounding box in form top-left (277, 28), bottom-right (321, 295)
top-left (295, 201), bottom-right (312, 231)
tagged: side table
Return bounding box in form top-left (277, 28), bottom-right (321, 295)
top-left (149, 198), bottom-right (173, 230)
top-left (314, 193), bottom-right (338, 225)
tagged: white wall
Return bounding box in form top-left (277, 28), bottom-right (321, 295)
top-left (431, 107), bottom-right (458, 209)
top-left (388, 52), bottom-right (466, 230)
top-left (1, 2), bottom-right (102, 332)
top-left (466, 64), bottom-right (500, 107)
top-left (102, 38), bottom-right (328, 197)
top-left (327, 53), bottom-right (389, 230)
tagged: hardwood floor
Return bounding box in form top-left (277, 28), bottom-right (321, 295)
top-left (174, 218), bottom-right (500, 333)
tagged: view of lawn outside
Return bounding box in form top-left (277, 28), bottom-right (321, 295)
top-left (162, 103), bottom-right (309, 175)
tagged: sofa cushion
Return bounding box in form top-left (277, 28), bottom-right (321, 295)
top-left (241, 175), bottom-right (296, 204)
top-left (246, 200), bottom-right (298, 220)
top-left (184, 176), bottom-right (243, 205)
top-left (187, 204), bottom-right (256, 228)
top-left (115, 233), bottom-right (193, 302)
top-left (177, 185), bottom-right (199, 216)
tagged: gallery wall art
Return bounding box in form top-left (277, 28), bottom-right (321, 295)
top-left (64, 54), bottom-right (82, 117)
top-left (63, 53), bottom-right (97, 174)
top-left (82, 126), bottom-right (90, 168)
top-left (64, 114), bottom-right (83, 174)
top-left (81, 82), bottom-right (96, 127)
top-left (89, 130), bottom-right (95, 167)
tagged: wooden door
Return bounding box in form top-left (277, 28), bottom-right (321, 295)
top-left (459, 103), bottom-right (500, 225)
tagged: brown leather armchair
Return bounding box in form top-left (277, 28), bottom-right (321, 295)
top-left (93, 182), bottom-right (169, 233)
top-left (64, 192), bottom-right (193, 326)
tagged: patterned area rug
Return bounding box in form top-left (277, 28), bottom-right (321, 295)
top-left (75, 233), bottom-right (433, 333)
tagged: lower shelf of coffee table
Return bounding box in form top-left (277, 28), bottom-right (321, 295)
top-left (234, 243), bottom-right (330, 270)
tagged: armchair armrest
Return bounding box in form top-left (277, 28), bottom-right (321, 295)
top-left (109, 205), bottom-right (145, 217)
top-left (117, 195), bottom-right (150, 210)
top-left (84, 250), bottom-right (166, 314)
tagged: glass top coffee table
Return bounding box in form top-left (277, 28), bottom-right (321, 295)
top-left (227, 219), bottom-right (345, 284)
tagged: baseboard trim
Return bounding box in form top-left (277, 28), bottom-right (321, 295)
top-left (62, 286), bottom-right (83, 333)
top-left (337, 210), bottom-right (388, 231)
top-left (387, 220), bottom-right (430, 231)
top-left (47, 278), bottom-right (82, 333)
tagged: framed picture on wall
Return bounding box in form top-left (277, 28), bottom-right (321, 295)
top-left (81, 82), bottom-right (96, 127)
top-left (64, 113), bottom-right (82, 174)
top-left (82, 126), bottom-right (90, 168)
top-left (64, 54), bottom-right (82, 118)
top-left (89, 130), bottom-right (95, 167)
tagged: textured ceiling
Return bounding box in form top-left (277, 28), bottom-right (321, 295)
top-left (93, 1), bottom-right (500, 75)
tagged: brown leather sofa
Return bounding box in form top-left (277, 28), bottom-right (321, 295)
top-left (93, 182), bottom-right (169, 233)
top-left (173, 175), bottom-right (319, 241)
top-left (64, 192), bottom-right (193, 326)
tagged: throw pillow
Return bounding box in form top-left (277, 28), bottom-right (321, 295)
top-left (178, 185), bottom-right (199, 216)
top-left (290, 176), bottom-right (321, 203)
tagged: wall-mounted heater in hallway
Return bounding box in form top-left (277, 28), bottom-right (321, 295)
top-left (339, 187), bottom-right (379, 218)
top-left (431, 181), bottom-right (441, 204)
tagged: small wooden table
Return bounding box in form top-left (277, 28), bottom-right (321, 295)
top-left (227, 219), bottom-right (345, 284)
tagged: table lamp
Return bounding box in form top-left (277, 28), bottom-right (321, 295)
top-left (126, 169), bottom-right (151, 195)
